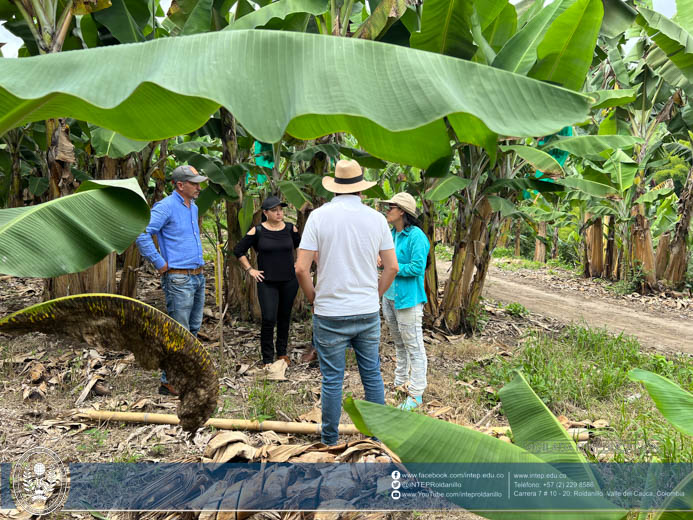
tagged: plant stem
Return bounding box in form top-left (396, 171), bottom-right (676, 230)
top-left (28, 0), bottom-right (53, 49)
top-left (340, 0), bottom-right (356, 37)
top-left (53, 1), bottom-right (74, 53)
top-left (330, 0), bottom-right (339, 35)
top-left (13, 1), bottom-right (43, 51)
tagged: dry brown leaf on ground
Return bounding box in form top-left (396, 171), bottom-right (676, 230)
top-left (335, 439), bottom-right (394, 463)
top-left (75, 374), bottom-right (102, 406)
top-left (205, 431), bottom-right (252, 457)
top-left (557, 415), bottom-right (572, 429)
top-left (132, 397), bottom-right (155, 410)
top-left (429, 406), bottom-right (453, 418)
top-left (298, 407), bottom-right (321, 423)
top-left (36, 419), bottom-right (89, 436)
top-left (592, 419), bottom-right (610, 429)
top-left (258, 443), bottom-right (317, 462)
top-left (28, 361), bottom-right (47, 383)
top-left (21, 381), bottom-right (47, 400)
top-left (291, 451), bottom-right (336, 463)
top-left (246, 359), bottom-right (288, 381)
top-left (212, 441), bottom-right (257, 463)
top-left (259, 430), bottom-right (287, 445)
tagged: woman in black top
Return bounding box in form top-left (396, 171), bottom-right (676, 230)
top-left (233, 196), bottom-right (301, 367)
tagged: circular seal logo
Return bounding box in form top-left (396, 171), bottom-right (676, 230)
top-left (11, 447), bottom-right (69, 515)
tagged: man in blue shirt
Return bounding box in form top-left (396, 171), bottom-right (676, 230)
top-left (136, 165), bottom-right (208, 395)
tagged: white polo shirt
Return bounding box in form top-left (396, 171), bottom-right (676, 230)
top-left (299, 195), bottom-right (394, 317)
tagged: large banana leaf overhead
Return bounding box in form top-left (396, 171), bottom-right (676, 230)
top-left (0, 294), bottom-right (219, 433)
top-left (0, 30), bottom-right (592, 169)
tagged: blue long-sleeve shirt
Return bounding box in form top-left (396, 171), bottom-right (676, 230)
top-left (135, 191), bottom-right (204, 271)
top-left (384, 225), bottom-right (430, 309)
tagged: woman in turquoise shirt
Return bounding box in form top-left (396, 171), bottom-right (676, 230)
top-left (381, 192), bottom-right (430, 411)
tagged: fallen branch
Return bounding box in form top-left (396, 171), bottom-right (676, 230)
top-left (76, 409), bottom-right (361, 435)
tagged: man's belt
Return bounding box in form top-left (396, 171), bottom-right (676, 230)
top-left (167, 267), bottom-right (203, 275)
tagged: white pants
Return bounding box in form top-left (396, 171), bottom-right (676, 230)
top-left (382, 296), bottom-right (427, 398)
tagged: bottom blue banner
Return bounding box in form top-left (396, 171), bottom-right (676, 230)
top-left (2, 462), bottom-right (692, 512)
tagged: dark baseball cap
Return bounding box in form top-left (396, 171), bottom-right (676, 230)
top-left (261, 195), bottom-right (288, 210)
top-left (171, 165), bottom-right (208, 183)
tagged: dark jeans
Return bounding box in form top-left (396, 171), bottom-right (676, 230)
top-left (160, 273), bottom-right (205, 383)
top-left (257, 278), bottom-right (299, 364)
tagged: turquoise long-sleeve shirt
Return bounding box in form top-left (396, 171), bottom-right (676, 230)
top-left (384, 225), bottom-right (430, 309)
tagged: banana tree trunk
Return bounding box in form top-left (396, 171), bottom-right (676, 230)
top-left (438, 198), bottom-right (494, 333)
top-left (604, 216), bottom-right (618, 280)
top-left (549, 226), bottom-right (558, 259)
top-left (45, 118), bottom-right (81, 299)
top-left (655, 232), bottom-right (670, 281)
top-left (422, 198), bottom-right (439, 318)
top-left (221, 108), bottom-right (260, 321)
top-left (586, 216), bottom-right (604, 278)
top-left (533, 222), bottom-right (546, 263)
top-left (8, 134), bottom-right (23, 207)
top-left (662, 166), bottom-right (693, 286)
top-left (630, 204), bottom-right (657, 291)
top-left (496, 219), bottom-right (511, 249)
top-left (514, 218), bottom-right (522, 257)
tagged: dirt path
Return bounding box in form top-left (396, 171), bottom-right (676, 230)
top-left (483, 268), bottom-right (693, 355)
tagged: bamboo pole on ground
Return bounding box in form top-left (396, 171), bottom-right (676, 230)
top-left (76, 409), bottom-right (360, 435)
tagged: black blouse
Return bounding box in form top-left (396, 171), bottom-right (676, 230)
top-left (233, 223), bottom-right (301, 282)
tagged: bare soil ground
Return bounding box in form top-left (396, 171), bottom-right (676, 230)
top-left (0, 258), bottom-right (690, 520)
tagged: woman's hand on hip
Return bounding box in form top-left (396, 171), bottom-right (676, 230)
top-left (248, 268), bottom-right (264, 282)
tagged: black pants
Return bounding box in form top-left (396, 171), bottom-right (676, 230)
top-left (257, 278), bottom-right (299, 364)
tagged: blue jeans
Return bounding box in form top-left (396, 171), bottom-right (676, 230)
top-left (160, 273), bottom-right (205, 382)
top-left (313, 312), bottom-right (385, 445)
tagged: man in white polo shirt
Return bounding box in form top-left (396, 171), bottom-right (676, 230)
top-left (295, 159), bottom-right (399, 445)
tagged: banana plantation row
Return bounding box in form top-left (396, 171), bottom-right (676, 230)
top-left (1, 0), bottom-right (693, 334)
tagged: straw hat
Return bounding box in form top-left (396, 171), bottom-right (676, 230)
top-left (381, 192), bottom-right (418, 217)
top-left (322, 159), bottom-right (376, 194)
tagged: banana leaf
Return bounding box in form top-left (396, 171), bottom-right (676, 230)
top-left (500, 145), bottom-right (564, 175)
top-left (558, 177), bottom-right (619, 197)
top-left (545, 135), bottom-right (643, 160)
top-left (498, 372), bottom-right (600, 488)
top-left (226, 0), bottom-right (329, 30)
top-left (344, 372), bottom-right (627, 519)
top-left (409, 0), bottom-right (476, 59)
top-left (654, 470), bottom-right (693, 519)
top-left (0, 178), bottom-right (149, 277)
top-left (529, 0), bottom-right (604, 91)
top-left (628, 369), bottom-right (693, 437)
top-left (278, 180), bottom-right (312, 210)
top-left (0, 294), bottom-right (219, 433)
top-left (589, 89), bottom-right (638, 109)
top-left (493, 0), bottom-right (575, 75)
top-left (424, 175), bottom-right (471, 201)
top-left (600, 0), bottom-right (637, 38)
top-left (637, 7), bottom-right (693, 83)
top-left (0, 30), bottom-right (592, 169)
top-left (674, 0), bottom-right (693, 35)
top-left (90, 126), bottom-right (150, 158)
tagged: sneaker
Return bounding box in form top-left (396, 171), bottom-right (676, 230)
top-left (277, 355), bottom-right (290, 366)
top-left (158, 382), bottom-right (179, 396)
top-left (398, 396), bottom-right (422, 411)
